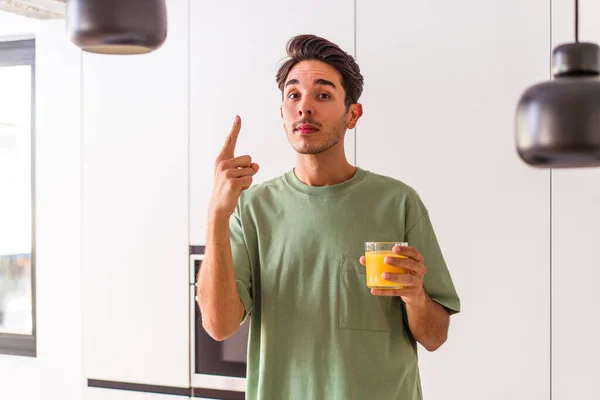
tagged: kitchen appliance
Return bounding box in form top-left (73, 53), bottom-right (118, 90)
top-left (189, 249), bottom-right (249, 397)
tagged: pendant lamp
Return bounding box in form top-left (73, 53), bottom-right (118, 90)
top-left (516, 0), bottom-right (600, 168)
top-left (66, 0), bottom-right (168, 55)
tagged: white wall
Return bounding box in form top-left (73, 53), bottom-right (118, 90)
top-left (0, 11), bottom-right (37, 42)
top-left (34, 19), bottom-right (83, 400)
top-left (0, 12), bottom-right (83, 400)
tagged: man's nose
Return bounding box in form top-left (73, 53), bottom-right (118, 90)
top-left (298, 99), bottom-right (313, 117)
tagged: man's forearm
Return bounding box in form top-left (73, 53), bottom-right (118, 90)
top-left (405, 291), bottom-right (450, 352)
top-left (197, 216), bottom-right (244, 341)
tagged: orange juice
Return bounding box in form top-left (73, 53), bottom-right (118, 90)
top-left (365, 251), bottom-right (407, 289)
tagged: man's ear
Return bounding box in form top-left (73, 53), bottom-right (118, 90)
top-left (347, 103), bottom-right (363, 129)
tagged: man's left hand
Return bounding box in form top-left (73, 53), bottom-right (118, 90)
top-left (359, 244), bottom-right (428, 306)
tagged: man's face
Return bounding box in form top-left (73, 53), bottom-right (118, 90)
top-left (280, 60), bottom-right (361, 155)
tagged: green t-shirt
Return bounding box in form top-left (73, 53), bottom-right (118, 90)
top-left (230, 167), bottom-right (460, 400)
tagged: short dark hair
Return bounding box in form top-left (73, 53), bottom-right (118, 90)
top-left (276, 34), bottom-right (364, 109)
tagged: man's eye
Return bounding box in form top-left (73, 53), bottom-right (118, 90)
top-left (288, 93), bottom-right (299, 99)
top-left (319, 93), bottom-right (331, 99)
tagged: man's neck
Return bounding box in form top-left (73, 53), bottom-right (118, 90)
top-left (294, 152), bottom-right (357, 187)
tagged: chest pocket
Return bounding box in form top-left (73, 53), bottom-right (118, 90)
top-left (339, 256), bottom-right (399, 332)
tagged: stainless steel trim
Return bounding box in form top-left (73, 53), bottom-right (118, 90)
top-left (190, 256), bottom-right (246, 392)
top-left (191, 373), bottom-right (246, 392)
top-left (190, 253), bottom-right (202, 284)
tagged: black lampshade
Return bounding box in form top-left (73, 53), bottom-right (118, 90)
top-left (66, 0), bottom-right (168, 55)
top-left (515, 42), bottom-right (600, 168)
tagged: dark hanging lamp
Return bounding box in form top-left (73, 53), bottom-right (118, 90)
top-left (516, 0), bottom-right (600, 168)
top-left (66, 0), bottom-right (168, 55)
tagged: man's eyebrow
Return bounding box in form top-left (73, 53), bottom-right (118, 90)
top-left (314, 78), bottom-right (336, 89)
top-left (284, 78), bottom-right (337, 89)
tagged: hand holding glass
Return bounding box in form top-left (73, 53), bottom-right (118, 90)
top-left (364, 242), bottom-right (408, 289)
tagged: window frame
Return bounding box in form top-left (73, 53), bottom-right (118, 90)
top-left (0, 38), bottom-right (37, 357)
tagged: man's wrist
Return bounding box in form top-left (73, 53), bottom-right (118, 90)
top-left (405, 288), bottom-right (428, 308)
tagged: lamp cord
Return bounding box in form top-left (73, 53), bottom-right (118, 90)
top-left (575, 0), bottom-right (579, 42)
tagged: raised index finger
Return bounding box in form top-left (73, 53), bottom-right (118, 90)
top-left (217, 115), bottom-right (241, 161)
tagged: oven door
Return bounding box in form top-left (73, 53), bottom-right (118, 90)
top-left (190, 252), bottom-right (249, 393)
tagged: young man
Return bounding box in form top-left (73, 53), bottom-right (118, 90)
top-left (198, 34), bottom-right (460, 400)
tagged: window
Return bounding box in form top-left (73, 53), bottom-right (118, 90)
top-left (0, 39), bottom-right (36, 357)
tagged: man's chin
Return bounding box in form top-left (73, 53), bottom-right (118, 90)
top-left (287, 132), bottom-right (343, 155)
top-left (292, 145), bottom-right (330, 155)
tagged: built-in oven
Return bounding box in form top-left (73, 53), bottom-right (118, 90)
top-left (189, 248), bottom-right (250, 398)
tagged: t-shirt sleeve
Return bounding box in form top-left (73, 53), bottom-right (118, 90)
top-left (405, 198), bottom-right (461, 315)
top-left (230, 205), bottom-right (253, 324)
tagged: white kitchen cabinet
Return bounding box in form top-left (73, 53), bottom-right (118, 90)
top-left (81, 0), bottom-right (190, 388)
top-left (86, 388), bottom-right (189, 400)
top-left (551, 1), bottom-right (600, 399)
top-left (189, 0), bottom-right (355, 245)
top-left (552, 169), bottom-right (600, 400)
top-left (356, 1), bottom-right (551, 399)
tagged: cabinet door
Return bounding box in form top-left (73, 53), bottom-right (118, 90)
top-left (82, 0), bottom-right (190, 388)
top-left (552, 170), bottom-right (600, 400)
top-left (86, 388), bottom-right (188, 400)
top-left (551, 1), bottom-right (600, 399)
top-left (189, 0), bottom-right (355, 245)
top-left (356, 1), bottom-right (551, 399)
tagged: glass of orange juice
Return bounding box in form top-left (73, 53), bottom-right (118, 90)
top-left (364, 242), bottom-right (408, 289)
